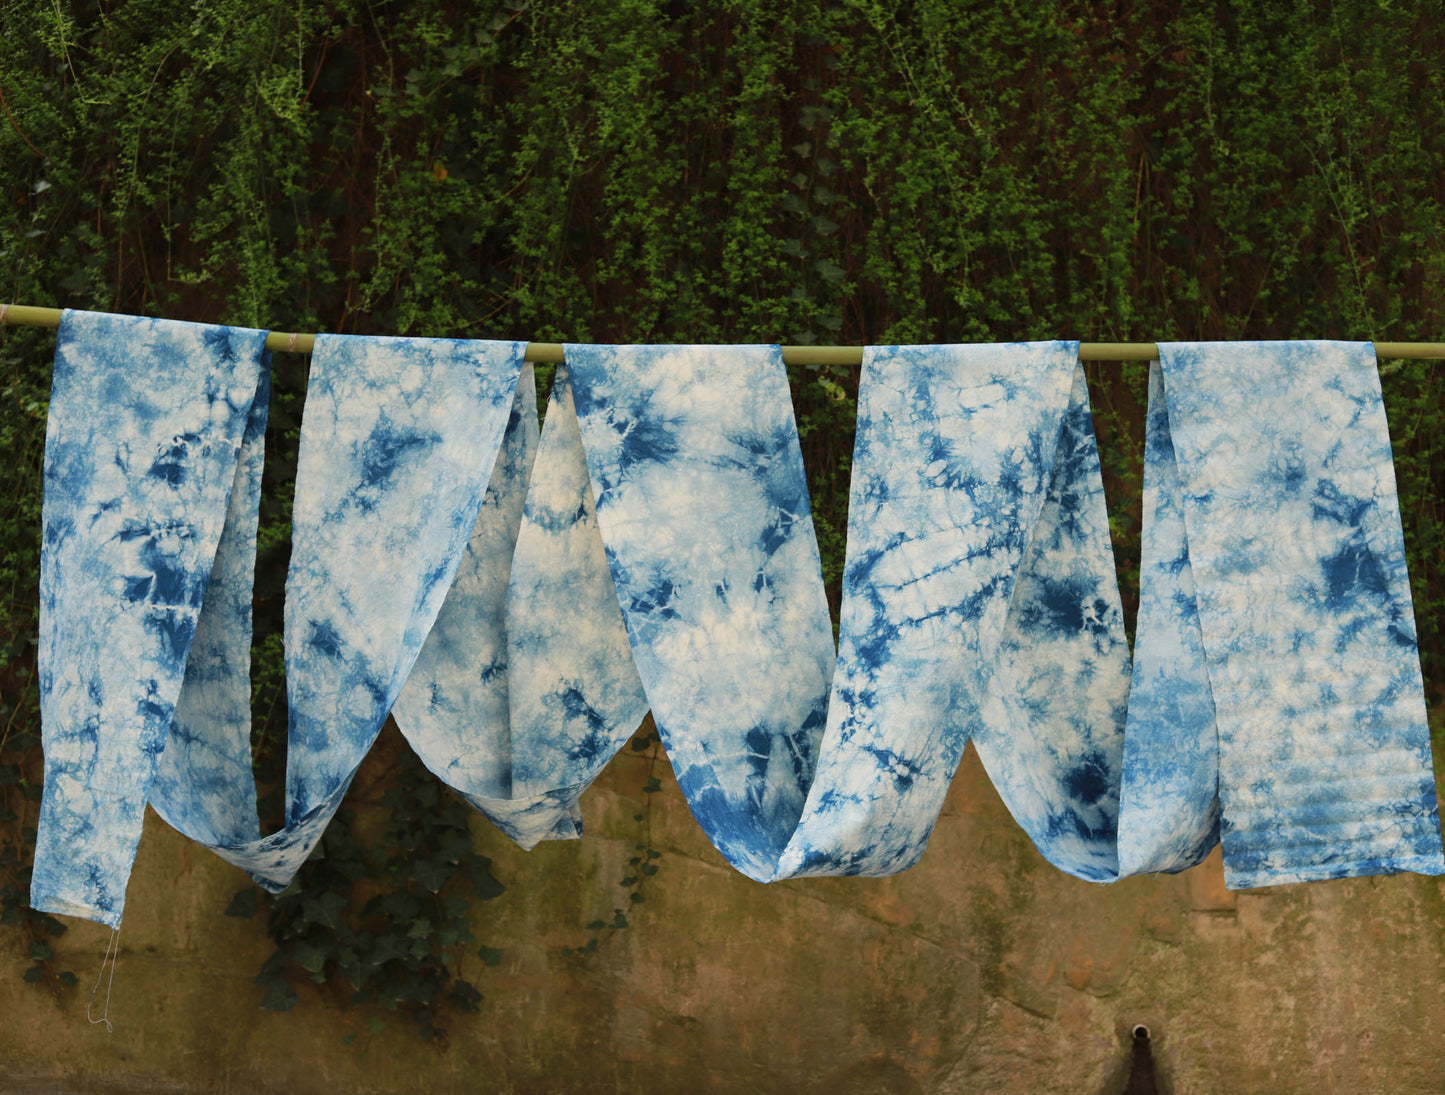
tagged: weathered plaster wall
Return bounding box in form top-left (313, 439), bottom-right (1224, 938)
top-left (3, 740), bottom-right (1443, 1095)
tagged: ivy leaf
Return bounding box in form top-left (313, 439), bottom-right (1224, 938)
top-left (292, 941), bottom-right (328, 974)
top-left (224, 887), bottom-right (259, 919)
top-left (411, 859), bottom-right (451, 893)
top-left (469, 860), bottom-right (505, 901)
top-left (301, 891), bottom-right (348, 930)
top-left (477, 945), bottom-right (503, 967)
top-left (261, 981), bottom-right (298, 1012)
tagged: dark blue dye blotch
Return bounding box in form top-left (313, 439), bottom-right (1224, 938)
top-left (147, 431), bottom-right (202, 487)
top-left (146, 609), bottom-right (196, 667)
top-left (139, 535), bottom-right (203, 607)
top-left (1065, 751), bottom-right (1113, 807)
top-left (629, 575), bottom-right (681, 621)
top-left (558, 687), bottom-right (612, 764)
top-left (864, 744), bottom-right (924, 791)
top-left (744, 726), bottom-right (773, 786)
top-left (356, 415), bottom-right (434, 501)
top-left (1311, 479), bottom-right (1371, 527)
top-left (1016, 573), bottom-right (1109, 638)
top-left (1321, 533), bottom-right (1388, 611)
top-left (308, 619), bottom-right (345, 658)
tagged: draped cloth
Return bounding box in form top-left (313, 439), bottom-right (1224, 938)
top-left (31, 312), bottom-right (529, 926)
top-left (31, 322), bottom-right (1443, 928)
top-left (427, 340), bottom-right (1439, 887)
top-left (32, 311), bottom-right (270, 925)
top-left (558, 343), bottom-right (1133, 882)
top-left (1118, 344), bottom-right (1445, 887)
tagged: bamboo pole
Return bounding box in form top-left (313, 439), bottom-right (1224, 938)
top-left (3, 303), bottom-right (1444, 362)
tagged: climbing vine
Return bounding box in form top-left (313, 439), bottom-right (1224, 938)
top-left (2, 0), bottom-right (1444, 1041)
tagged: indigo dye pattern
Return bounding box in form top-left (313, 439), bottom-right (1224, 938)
top-left (392, 366), bottom-right (650, 847)
top-left (567, 346), bottom-right (837, 879)
top-left (1114, 365), bottom-right (1222, 876)
top-left (31, 311), bottom-right (269, 926)
top-left (33, 328), bottom-right (1444, 929)
top-left (32, 323), bottom-right (528, 922)
top-left (564, 343), bottom-right (1130, 882)
top-left (1140, 342), bottom-right (1443, 887)
top-left (192, 334), bottom-right (529, 889)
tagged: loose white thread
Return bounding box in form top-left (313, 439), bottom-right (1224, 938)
top-left (0, 303), bottom-right (10, 325)
top-left (86, 927), bottom-right (119, 1033)
top-left (286, 332), bottom-right (298, 354)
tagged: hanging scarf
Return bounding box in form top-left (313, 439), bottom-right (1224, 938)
top-left (31, 311), bottom-right (270, 926)
top-left (31, 315), bottom-right (529, 925)
top-left (1119, 344), bottom-right (1444, 887)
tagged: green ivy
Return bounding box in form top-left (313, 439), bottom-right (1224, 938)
top-left (227, 726), bottom-right (507, 1046)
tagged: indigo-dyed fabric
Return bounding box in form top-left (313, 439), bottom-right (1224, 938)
top-left (31, 311), bottom-right (270, 926)
top-left (1117, 344), bottom-right (1444, 887)
top-left (392, 366), bottom-right (650, 846)
top-left (175, 334), bottom-right (529, 890)
top-left (777, 346), bottom-right (1130, 881)
top-left (34, 326), bottom-right (1444, 929)
top-left (33, 324), bottom-right (528, 923)
top-left (1114, 364), bottom-right (1221, 875)
top-left (567, 346), bottom-right (838, 879)
top-left (562, 343), bottom-right (1130, 881)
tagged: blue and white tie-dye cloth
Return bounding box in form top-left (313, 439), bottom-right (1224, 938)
top-left (32, 312), bottom-right (270, 924)
top-left (556, 343), bottom-right (1132, 882)
top-left (31, 311), bottom-right (528, 926)
top-left (30, 321), bottom-right (1443, 928)
top-left (411, 341), bottom-right (1440, 887)
top-left (1119, 344), bottom-right (1444, 887)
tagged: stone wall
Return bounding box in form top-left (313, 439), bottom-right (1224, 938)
top-left (3, 739), bottom-right (1443, 1094)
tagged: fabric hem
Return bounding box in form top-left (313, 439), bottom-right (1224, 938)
top-left (29, 889), bottom-right (121, 929)
top-left (1224, 853), bottom-right (1445, 890)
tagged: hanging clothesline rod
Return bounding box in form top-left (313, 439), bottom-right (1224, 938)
top-left (4, 303), bottom-right (1445, 362)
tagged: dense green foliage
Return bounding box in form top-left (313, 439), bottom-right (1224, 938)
top-left (2, 0), bottom-right (1443, 1038)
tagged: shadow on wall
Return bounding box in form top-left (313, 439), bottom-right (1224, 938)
top-left (1102, 1024), bottom-right (1164, 1095)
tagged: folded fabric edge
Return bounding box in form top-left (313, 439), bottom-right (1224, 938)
top-left (29, 890), bottom-right (122, 929)
top-left (1223, 851), bottom-right (1445, 890)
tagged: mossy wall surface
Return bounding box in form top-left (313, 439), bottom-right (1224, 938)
top-left (2, 2), bottom-right (1444, 1091)
top-left (2, 737), bottom-right (1444, 1094)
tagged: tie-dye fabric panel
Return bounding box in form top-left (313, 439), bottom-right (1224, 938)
top-left (32, 325), bottom-right (529, 922)
top-left (566, 345), bottom-right (837, 879)
top-left (1148, 341), bottom-right (1444, 887)
top-left (199, 335), bottom-right (529, 889)
top-left (564, 343), bottom-right (1130, 882)
top-left (1114, 364), bottom-right (1222, 877)
top-left (392, 366), bottom-right (651, 847)
top-left (30, 311), bottom-right (269, 926)
top-left (967, 361), bottom-right (1132, 882)
top-left (778, 345), bottom-right (1129, 882)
